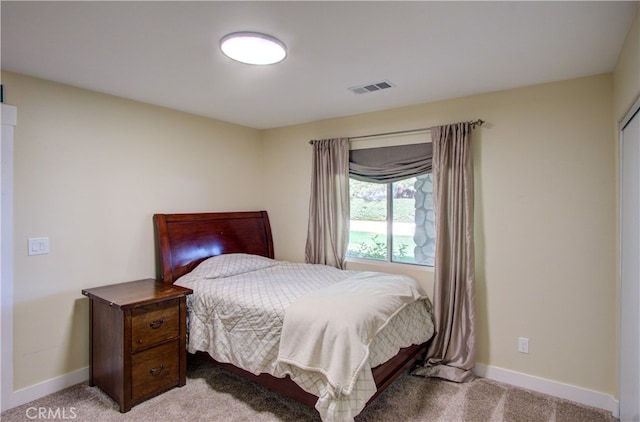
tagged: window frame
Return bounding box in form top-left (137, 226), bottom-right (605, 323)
top-left (346, 175), bottom-right (433, 267)
top-left (385, 183), bottom-right (393, 262)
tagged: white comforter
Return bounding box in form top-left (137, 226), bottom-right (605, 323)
top-left (175, 254), bottom-right (434, 422)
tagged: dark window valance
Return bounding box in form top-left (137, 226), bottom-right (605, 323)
top-left (349, 142), bottom-right (433, 183)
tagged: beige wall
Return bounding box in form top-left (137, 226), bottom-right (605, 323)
top-left (263, 74), bottom-right (617, 396)
top-left (2, 71), bottom-right (264, 390)
top-left (6, 7), bottom-right (639, 399)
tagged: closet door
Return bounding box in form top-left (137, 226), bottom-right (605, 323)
top-left (620, 98), bottom-right (640, 422)
top-left (1, 104), bottom-right (16, 412)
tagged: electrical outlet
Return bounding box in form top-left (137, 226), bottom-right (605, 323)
top-left (518, 337), bottom-right (529, 354)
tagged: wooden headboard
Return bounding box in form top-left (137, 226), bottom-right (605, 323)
top-left (153, 211), bottom-right (275, 284)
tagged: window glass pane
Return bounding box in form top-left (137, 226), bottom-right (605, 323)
top-left (347, 179), bottom-right (387, 261)
top-left (411, 174), bottom-right (436, 266)
top-left (391, 177), bottom-right (417, 263)
top-left (391, 174), bottom-right (435, 266)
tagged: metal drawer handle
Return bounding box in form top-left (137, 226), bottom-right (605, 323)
top-left (149, 319), bottom-right (164, 329)
top-left (149, 365), bottom-right (164, 376)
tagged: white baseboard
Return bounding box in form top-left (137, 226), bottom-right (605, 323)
top-left (3, 364), bottom-right (620, 418)
top-left (4, 367), bottom-right (89, 412)
top-left (474, 364), bottom-right (619, 418)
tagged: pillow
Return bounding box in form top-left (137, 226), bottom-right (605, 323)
top-left (191, 253), bottom-right (277, 279)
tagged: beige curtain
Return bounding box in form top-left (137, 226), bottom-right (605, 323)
top-left (413, 122), bottom-right (476, 382)
top-left (305, 138), bottom-right (350, 269)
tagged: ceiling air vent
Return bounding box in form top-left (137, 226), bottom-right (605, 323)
top-left (348, 80), bottom-right (395, 95)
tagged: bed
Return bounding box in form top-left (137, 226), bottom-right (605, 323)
top-left (153, 211), bottom-right (434, 421)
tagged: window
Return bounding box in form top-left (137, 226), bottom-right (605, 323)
top-left (347, 173), bottom-right (435, 266)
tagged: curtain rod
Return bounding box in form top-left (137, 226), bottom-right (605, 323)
top-left (308, 119), bottom-right (484, 144)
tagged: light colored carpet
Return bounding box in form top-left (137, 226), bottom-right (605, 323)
top-left (1, 354), bottom-right (617, 421)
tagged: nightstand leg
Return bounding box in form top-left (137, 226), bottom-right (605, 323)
top-left (88, 300), bottom-right (95, 387)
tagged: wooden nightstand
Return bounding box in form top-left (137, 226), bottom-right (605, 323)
top-left (82, 278), bottom-right (193, 412)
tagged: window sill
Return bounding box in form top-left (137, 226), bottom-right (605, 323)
top-left (345, 257), bottom-right (434, 273)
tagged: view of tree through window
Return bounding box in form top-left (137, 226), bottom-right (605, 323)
top-left (347, 174), bottom-right (435, 266)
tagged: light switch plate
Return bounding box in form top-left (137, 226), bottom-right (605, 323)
top-left (28, 237), bottom-right (49, 256)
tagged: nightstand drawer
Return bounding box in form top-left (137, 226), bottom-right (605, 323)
top-left (131, 299), bottom-right (179, 352)
top-left (131, 340), bottom-right (179, 402)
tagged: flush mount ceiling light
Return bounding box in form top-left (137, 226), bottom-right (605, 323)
top-left (220, 32), bottom-right (287, 65)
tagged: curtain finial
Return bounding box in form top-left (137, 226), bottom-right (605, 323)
top-left (470, 119), bottom-right (485, 129)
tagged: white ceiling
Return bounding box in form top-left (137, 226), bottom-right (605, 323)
top-left (2, 1), bottom-right (638, 129)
